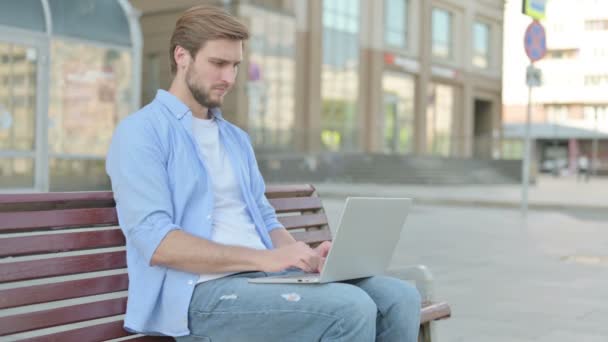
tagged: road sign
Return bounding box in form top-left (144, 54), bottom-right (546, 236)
top-left (522, 0), bottom-right (547, 20)
top-left (524, 20), bottom-right (546, 62)
top-left (526, 65), bottom-right (542, 87)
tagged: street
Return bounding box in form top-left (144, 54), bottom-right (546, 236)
top-left (321, 199), bottom-right (608, 342)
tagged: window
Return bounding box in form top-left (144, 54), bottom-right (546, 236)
top-left (48, 40), bottom-right (132, 158)
top-left (472, 21), bottom-right (490, 68)
top-left (245, 6), bottom-right (296, 152)
top-left (321, 0), bottom-right (360, 152)
top-left (585, 19), bottom-right (608, 31)
top-left (546, 48), bottom-right (578, 59)
top-left (0, 43), bottom-right (37, 152)
top-left (426, 83), bottom-right (454, 156)
top-left (546, 105), bottom-right (568, 123)
top-left (584, 74), bottom-right (608, 86)
top-left (593, 47), bottom-right (608, 58)
top-left (584, 106), bottom-right (608, 123)
top-left (384, 0), bottom-right (408, 48)
top-left (550, 23), bottom-right (565, 33)
top-left (143, 53), bottom-right (160, 105)
top-left (432, 8), bottom-right (452, 59)
top-left (382, 72), bottom-right (415, 154)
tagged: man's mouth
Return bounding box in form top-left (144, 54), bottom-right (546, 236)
top-left (213, 88), bottom-right (227, 96)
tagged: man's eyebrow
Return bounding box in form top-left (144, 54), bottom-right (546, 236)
top-left (208, 57), bottom-right (241, 65)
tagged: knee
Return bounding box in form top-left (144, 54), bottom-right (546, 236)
top-left (399, 281), bottom-right (422, 313)
top-left (389, 279), bottom-right (422, 329)
top-left (316, 285), bottom-right (377, 340)
top-left (342, 286), bottom-right (378, 320)
top-left (327, 285), bottom-right (377, 326)
top-left (369, 276), bottom-right (422, 318)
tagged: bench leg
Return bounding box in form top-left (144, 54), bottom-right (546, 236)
top-left (418, 322), bottom-right (432, 342)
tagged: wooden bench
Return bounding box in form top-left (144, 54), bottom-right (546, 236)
top-left (0, 184), bottom-right (450, 341)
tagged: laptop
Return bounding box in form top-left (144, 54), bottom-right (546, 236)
top-left (248, 197), bottom-right (412, 284)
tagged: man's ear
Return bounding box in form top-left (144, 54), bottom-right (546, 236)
top-left (174, 46), bottom-right (191, 72)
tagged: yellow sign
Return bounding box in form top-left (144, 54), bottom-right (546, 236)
top-left (522, 0), bottom-right (547, 20)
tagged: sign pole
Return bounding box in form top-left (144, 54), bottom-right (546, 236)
top-left (521, 67), bottom-right (533, 215)
top-left (521, 19), bottom-right (546, 216)
top-left (592, 111), bottom-right (599, 177)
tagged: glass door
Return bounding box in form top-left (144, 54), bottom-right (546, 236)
top-left (0, 37), bottom-right (47, 191)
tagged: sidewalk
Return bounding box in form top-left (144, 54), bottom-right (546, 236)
top-left (310, 175), bottom-right (608, 211)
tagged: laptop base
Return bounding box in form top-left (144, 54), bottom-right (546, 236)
top-left (248, 273), bottom-right (321, 284)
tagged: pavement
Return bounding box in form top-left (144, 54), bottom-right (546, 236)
top-left (307, 175), bottom-right (608, 341)
top-left (311, 175), bottom-right (608, 212)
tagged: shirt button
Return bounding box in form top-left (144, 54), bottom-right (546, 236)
top-left (206, 214), bottom-right (212, 220)
top-left (188, 280), bottom-right (194, 285)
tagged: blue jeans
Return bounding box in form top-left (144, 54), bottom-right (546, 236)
top-left (176, 270), bottom-right (421, 342)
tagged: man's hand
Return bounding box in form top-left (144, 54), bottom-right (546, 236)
top-left (314, 241), bottom-right (332, 272)
top-left (260, 241), bottom-right (323, 273)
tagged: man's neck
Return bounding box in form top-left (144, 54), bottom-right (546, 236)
top-left (168, 80), bottom-right (210, 120)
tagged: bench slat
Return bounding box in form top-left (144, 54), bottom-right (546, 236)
top-left (265, 184), bottom-right (315, 198)
top-left (13, 302), bottom-right (452, 341)
top-left (0, 207), bottom-right (118, 233)
top-left (0, 297), bottom-right (127, 335)
top-left (0, 273), bottom-right (128, 309)
top-left (420, 301), bottom-right (451, 324)
top-left (291, 229), bottom-right (332, 245)
top-left (127, 336), bottom-right (175, 341)
top-left (278, 213), bottom-right (328, 230)
top-left (268, 197), bottom-right (323, 213)
top-left (19, 320), bottom-right (132, 342)
top-left (0, 251), bottom-right (126, 283)
top-left (0, 191), bottom-right (114, 205)
top-left (0, 229), bottom-right (125, 257)
top-left (0, 186), bottom-right (314, 204)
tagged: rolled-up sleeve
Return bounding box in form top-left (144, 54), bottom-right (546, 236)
top-left (106, 117), bottom-right (180, 265)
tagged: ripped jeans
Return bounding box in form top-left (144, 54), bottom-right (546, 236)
top-left (175, 270), bottom-right (421, 342)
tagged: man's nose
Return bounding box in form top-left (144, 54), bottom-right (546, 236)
top-left (221, 67), bottom-right (237, 84)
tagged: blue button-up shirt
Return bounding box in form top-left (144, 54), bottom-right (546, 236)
top-left (106, 90), bottom-right (283, 336)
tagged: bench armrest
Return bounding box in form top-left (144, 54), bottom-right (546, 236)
top-left (386, 264), bottom-right (434, 302)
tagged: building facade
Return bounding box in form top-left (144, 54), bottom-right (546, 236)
top-left (503, 0), bottom-right (608, 174)
top-left (0, 0), bottom-right (141, 192)
top-left (132, 0), bottom-right (505, 158)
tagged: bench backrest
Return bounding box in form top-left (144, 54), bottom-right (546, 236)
top-left (0, 185), bottom-right (329, 341)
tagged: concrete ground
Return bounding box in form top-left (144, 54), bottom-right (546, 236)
top-left (314, 175), bottom-right (608, 212)
top-left (313, 176), bottom-right (608, 341)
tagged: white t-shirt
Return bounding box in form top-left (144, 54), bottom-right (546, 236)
top-left (191, 117), bottom-right (267, 284)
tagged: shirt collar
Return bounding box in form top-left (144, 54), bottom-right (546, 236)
top-left (155, 89), bottom-right (224, 121)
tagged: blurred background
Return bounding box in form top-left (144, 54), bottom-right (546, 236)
top-left (4, 0), bottom-right (606, 192)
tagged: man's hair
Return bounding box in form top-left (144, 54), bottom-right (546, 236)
top-left (169, 5), bottom-right (250, 74)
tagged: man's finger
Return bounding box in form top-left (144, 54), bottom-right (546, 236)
top-left (317, 257), bottom-right (326, 273)
top-left (297, 258), bottom-right (314, 273)
top-left (315, 241), bottom-right (332, 257)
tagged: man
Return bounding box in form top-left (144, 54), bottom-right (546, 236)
top-left (106, 5), bottom-right (421, 341)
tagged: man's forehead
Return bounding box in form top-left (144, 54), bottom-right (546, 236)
top-left (199, 39), bottom-right (243, 60)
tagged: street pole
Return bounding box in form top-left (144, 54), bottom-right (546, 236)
top-left (522, 18), bottom-right (546, 215)
top-left (521, 69), bottom-right (533, 215)
top-left (592, 111), bottom-right (599, 177)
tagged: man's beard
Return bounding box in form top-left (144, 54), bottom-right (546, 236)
top-left (186, 67), bottom-right (222, 109)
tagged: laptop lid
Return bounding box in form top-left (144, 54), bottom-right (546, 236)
top-left (318, 197), bottom-right (412, 283)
